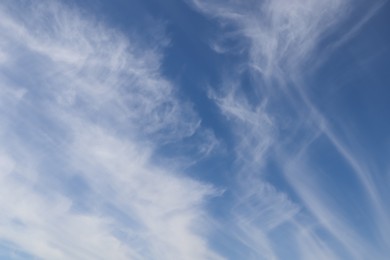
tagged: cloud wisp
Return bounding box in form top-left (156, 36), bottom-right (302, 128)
top-left (0, 1), bottom-right (222, 259)
top-left (1, 0), bottom-right (388, 259)
top-left (188, 0), bottom-right (390, 259)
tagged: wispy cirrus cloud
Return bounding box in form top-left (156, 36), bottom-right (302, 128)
top-left (0, 0), bottom-right (222, 259)
top-left (188, 0), bottom-right (390, 259)
top-left (1, 0), bottom-right (388, 259)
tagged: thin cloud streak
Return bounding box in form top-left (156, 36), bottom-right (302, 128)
top-left (188, 0), bottom-right (389, 259)
top-left (1, 0), bottom-right (388, 259)
top-left (0, 1), bottom-right (222, 259)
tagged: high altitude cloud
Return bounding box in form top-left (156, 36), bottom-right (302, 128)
top-left (1, 0), bottom-right (389, 259)
top-left (188, 0), bottom-right (390, 259)
top-left (0, 1), bottom-right (221, 259)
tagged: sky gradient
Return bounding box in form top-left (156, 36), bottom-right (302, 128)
top-left (0, 0), bottom-right (389, 259)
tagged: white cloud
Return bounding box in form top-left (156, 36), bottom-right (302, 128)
top-left (0, 0), bottom-right (222, 259)
top-left (293, 223), bottom-right (340, 260)
top-left (187, 0), bottom-right (389, 258)
top-left (284, 158), bottom-right (379, 259)
top-left (188, 0), bottom-right (350, 83)
top-left (0, 150), bottom-right (138, 259)
top-left (1, 0), bottom-right (388, 258)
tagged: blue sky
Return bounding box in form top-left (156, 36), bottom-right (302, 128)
top-left (0, 0), bottom-right (389, 259)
